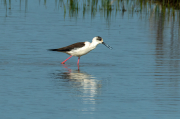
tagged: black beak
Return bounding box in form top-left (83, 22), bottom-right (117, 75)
top-left (102, 42), bottom-right (113, 49)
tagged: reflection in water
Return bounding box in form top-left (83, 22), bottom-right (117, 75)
top-left (151, 9), bottom-right (180, 115)
top-left (52, 64), bottom-right (101, 113)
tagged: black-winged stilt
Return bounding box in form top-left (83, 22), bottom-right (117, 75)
top-left (49, 36), bottom-right (112, 66)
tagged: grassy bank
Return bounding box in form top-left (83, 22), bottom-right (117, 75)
top-left (154, 0), bottom-right (180, 9)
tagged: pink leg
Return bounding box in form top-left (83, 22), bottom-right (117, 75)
top-left (77, 57), bottom-right (80, 65)
top-left (77, 57), bottom-right (80, 70)
top-left (61, 55), bottom-right (72, 64)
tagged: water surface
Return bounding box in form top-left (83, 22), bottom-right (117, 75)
top-left (0, 0), bottom-right (180, 119)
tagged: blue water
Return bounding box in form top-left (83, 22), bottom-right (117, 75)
top-left (0, 1), bottom-right (180, 119)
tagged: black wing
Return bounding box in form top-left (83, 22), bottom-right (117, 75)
top-left (49, 42), bottom-right (85, 52)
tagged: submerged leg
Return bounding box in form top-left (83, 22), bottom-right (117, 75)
top-left (61, 55), bottom-right (72, 64)
top-left (62, 64), bottom-right (72, 73)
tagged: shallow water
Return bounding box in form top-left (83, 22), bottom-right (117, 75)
top-left (0, 0), bottom-right (180, 119)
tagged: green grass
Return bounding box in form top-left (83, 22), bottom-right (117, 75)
top-left (154, 0), bottom-right (180, 9)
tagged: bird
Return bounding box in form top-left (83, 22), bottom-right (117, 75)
top-left (49, 36), bottom-right (112, 66)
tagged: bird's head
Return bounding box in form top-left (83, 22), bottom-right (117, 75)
top-left (92, 36), bottom-right (104, 44)
top-left (92, 36), bottom-right (113, 49)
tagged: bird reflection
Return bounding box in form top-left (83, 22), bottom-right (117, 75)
top-left (52, 64), bottom-right (101, 105)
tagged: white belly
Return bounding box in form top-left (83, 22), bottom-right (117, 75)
top-left (67, 42), bottom-right (95, 57)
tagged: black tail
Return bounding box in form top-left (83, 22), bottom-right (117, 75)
top-left (48, 49), bottom-right (58, 51)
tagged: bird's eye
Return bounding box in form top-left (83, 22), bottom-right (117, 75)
top-left (97, 36), bottom-right (102, 41)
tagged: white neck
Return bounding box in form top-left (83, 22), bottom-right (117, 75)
top-left (89, 40), bottom-right (100, 50)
